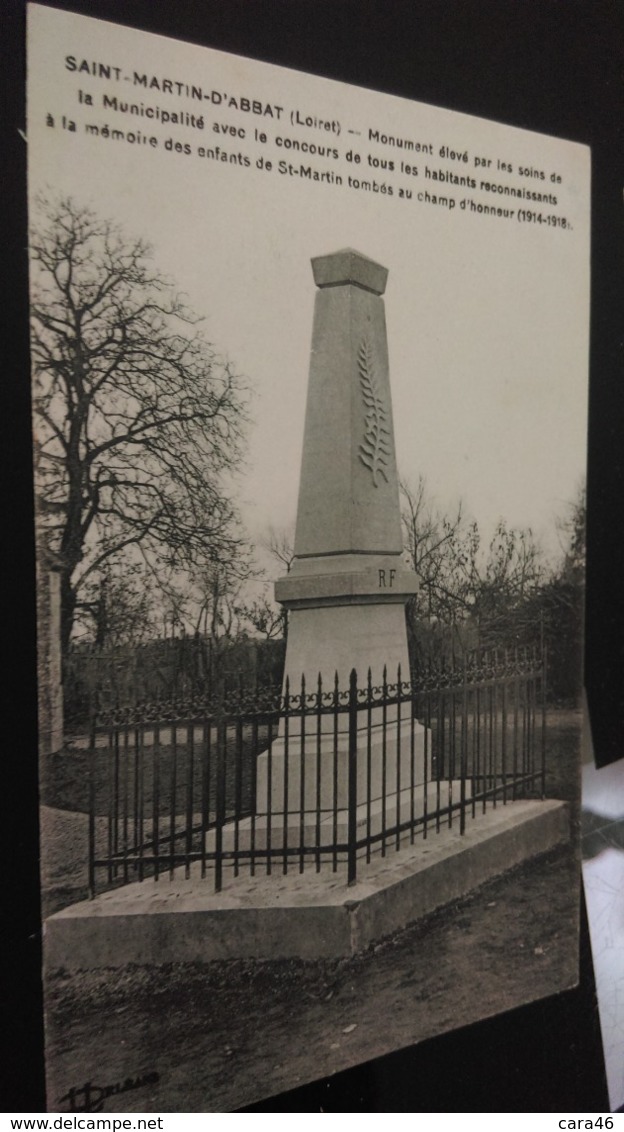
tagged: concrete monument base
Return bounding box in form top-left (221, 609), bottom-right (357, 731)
top-left (44, 799), bottom-right (569, 969)
top-left (198, 778), bottom-right (468, 855)
top-left (255, 717), bottom-right (428, 815)
top-left (277, 589), bottom-right (417, 693)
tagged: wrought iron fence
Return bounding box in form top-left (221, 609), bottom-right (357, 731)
top-left (64, 635), bottom-right (285, 731)
top-left (87, 645), bottom-right (546, 896)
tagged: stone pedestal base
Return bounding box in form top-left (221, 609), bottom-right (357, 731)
top-left (44, 800), bottom-right (570, 970)
top-left (280, 601), bottom-right (413, 695)
top-left (255, 717), bottom-right (428, 815)
top-left (207, 780), bottom-right (468, 855)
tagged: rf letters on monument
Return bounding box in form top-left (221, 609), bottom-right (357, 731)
top-left (28, 3), bottom-right (590, 1112)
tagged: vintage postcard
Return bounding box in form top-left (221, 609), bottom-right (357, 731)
top-left (28, 2), bottom-right (590, 1112)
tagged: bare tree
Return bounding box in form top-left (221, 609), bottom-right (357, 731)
top-left (555, 481), bottom-right (586, 586)
top-left (400, 476), bottom-right (546, 656)
top-left (258, 524), bottom-right (295, 641)
top-left (191, 555), bottom-right (256, 643)
top-left (531, 482), bottom-right (586, 701)
top-left (262, 525), bottom-right (295, 575)
top-left (400, 476), bottom-right (471, 624)
top-left (31, 195), bottom-right (249, 653)
top-left (471, 519), bottom-right (545, 644)
top-left (238, 592), bottom-right (288, 640)
top-left (75, 565), bottom-right (157, 649)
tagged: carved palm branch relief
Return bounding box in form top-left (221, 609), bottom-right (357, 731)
top-left (357, 337), bottom-right (391, 486)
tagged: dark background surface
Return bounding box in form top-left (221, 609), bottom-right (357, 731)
top-left (3, 0), bottom-right (622, 1112)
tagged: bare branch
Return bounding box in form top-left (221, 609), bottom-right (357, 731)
top-left (31, 195), bottom-right (251, 652)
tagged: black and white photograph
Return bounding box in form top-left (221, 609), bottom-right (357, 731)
top-left (25, 2), bottom-right (593, 1112)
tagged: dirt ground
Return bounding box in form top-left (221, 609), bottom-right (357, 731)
top-left (41, 710), bottom-right (582, 1113)
top-left (44, 842), bottom-right (579, 1113)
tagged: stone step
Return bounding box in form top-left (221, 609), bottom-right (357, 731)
top-left (256, 717), bottom-right (431, 813)
top-left (204, 779), bottom-right (470, 853)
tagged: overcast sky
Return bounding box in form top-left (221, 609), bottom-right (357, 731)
top-left (28, 4), bottom-right (591, 576)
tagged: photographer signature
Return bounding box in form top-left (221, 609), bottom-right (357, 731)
top-left (60, 1071), bottom-right (159, 1112)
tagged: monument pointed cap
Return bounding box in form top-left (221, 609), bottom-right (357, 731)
top-left (311, 248), bottom-right (388, 295)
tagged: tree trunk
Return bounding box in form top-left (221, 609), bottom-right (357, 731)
top-left (60, 569), bottom-right (76, 657)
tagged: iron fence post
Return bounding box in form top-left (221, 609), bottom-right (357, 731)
top-left (249, 713), bottom-right (258, 877)
top-left (381, 665), bottom-right (388, 852)
top-left (460, 655), bottom-right (467, 835)
top-left (315, 673), bottom-right (323, 872)
top-left (283, 676), bottom-right (290, 875)
top-left (153, 726), bottom-right (160, 882)
top-left (88, 713), bottom-right (96, 899)
top-left (365, 668), bottom-right (373, 862)
top-left (215, 713), bottom-right (226, 893)
top-left (332, 672), bottom-right (339, 873)
top-left (541, 642), bottom-right (548, 798)
top-left (299, 674), bottom-right (306, 874)
top-left (136, 727), bottom-right (145, 882)
top-left (347, 667), bottom-right (358, 886)
top-left (186, 722), bottom-right (195, 880)
top-left (395, 663), bottom-right (402, 849)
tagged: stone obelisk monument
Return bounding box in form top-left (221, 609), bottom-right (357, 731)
top-left (256, 249), bottom-right (424, 822)
top-left (276, 248), bottom-right (418, 689)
